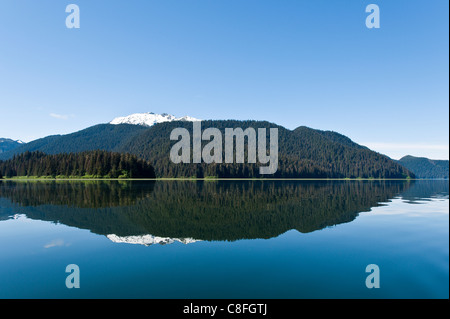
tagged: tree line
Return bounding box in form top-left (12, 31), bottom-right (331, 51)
top-left (0, 150), bottom-right (156, 178)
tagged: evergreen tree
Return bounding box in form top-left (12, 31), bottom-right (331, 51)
top-left (0, 150), bottom-right (156, 179)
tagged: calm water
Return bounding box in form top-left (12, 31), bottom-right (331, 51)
top-left (0, 180), bottom-right (448, 299)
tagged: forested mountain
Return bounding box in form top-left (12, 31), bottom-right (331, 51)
top-left (0, 124), bottom-right (146, 160)
top-left (0, 120), bottom-right (414, 178)
top-left (116, 120), bottom-right (413, 178)
top-left (398, 155), bottom-right (449, 179)
top-left (0, 138), bottom-right (23, 154)
top-left (0, 150), bottom-right (155, 178)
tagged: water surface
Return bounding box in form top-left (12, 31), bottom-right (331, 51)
top-left (0, 180), bottom-right (448, 298)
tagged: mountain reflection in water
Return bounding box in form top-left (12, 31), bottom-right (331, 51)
top-left (1, 180), bottom-right (446, 244)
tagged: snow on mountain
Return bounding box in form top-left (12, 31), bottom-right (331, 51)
top-left (109, 112), bottom-right (201, 127)
top-left (0, 138), bottom-right (25, 153)
top-left (0, 138), bottom-right (24, 144)
top-left (107, 234), bottom-right (200, 246)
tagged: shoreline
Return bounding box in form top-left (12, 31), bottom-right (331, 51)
top-left (0, 177), bottom-right (438, 182)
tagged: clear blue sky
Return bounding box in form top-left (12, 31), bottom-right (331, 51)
top-left (0, 0), bottom-right (448, 159)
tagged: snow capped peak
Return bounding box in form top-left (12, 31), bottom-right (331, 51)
top-left (177, 115), bottom-right (201, 122)
top-left (109, 112), bottom-right (201, 127)
top-left (0, 138), bottom-right (24, 144)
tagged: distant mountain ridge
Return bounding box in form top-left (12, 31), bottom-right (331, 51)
top-left (397, 155), bottom-right (449, 179)
top-left (0, 138), bottom-right (24, 154)
top-left (0, 124), bottom-right (147, 160)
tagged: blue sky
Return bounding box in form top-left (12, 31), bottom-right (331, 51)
top-left (0, 0), bottom-right (448, 159)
